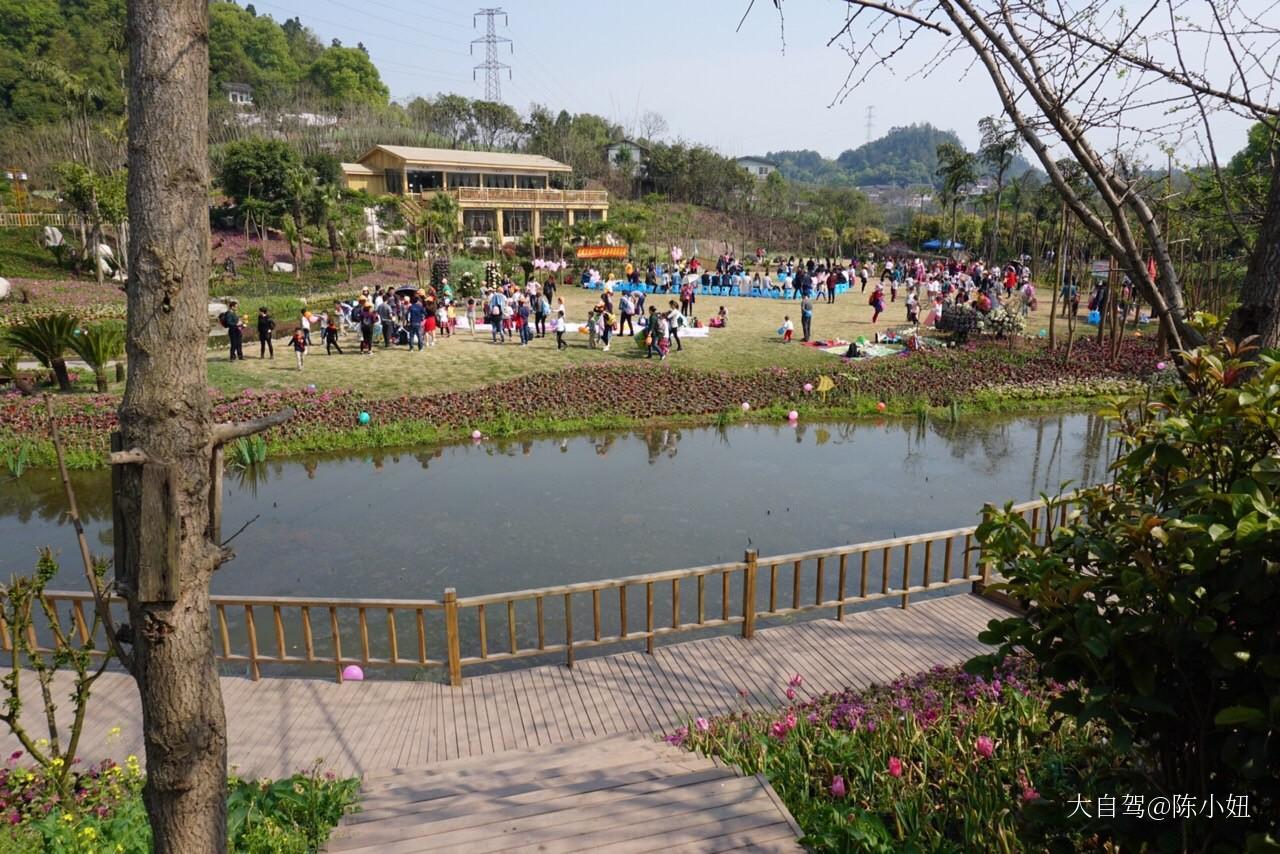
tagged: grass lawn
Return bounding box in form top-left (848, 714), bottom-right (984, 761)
top-left (206, 285), bottom-right (1090, 397)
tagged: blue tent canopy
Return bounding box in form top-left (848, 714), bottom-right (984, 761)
top-left (921, 239), bottom-right (964, 251)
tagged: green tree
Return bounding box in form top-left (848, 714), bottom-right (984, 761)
top-left (3, 313), bottom-right (77, 392)
top-left (470, 100), bottom-right (522, 150)
top-left (218, 138), bottom-right (302, 208)
top-left (978, 116), bottom-right (1020, 263)
top-left (542, 219), bottom-right (567, 261)
top-left (935, 142), bottom-right (977, 254)
top-left (974, 339), bottom-right (1280, 851)
top-left (428, 94), bottom-right (475, 148)
top-left (306, 46), bottom-right (387, 106)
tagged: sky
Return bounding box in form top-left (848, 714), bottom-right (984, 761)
top-left (251, 0), bottom-right (1254, 165)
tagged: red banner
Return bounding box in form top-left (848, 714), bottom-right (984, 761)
top-left (575, 245), bottom-right (628, 260)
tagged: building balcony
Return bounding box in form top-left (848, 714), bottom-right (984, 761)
top-left (419, 187), bottom-right (609, 208)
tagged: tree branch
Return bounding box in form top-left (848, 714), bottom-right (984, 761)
top-left (207, 407), bottom-right (295, 447)
top-left (108, 448), bottom-right (149, 465)
top-left (836, 0), bottom-right (952, 35)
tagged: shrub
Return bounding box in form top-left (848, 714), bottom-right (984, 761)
top-left (2, 313), bottom-right (77, 391)
top-left (669, 658), bottom-right (1114, 851)
top-left (973, 338), bottom-right (1280, 851)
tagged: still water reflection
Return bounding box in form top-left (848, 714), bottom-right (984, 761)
top-left (1, 412), bottom-right (1114, 599)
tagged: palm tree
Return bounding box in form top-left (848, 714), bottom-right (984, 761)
top-left (68, 322), bottom-right (124, 392)
top-left (401, 229), bottom-right (425, 285)
top-left (423, 192), bottom-right (460, 257)
top-left (542, 219), bottom-right (567, 261)
top-left (978, 117), bottom-right (1020, 263)
top-left (4, 313), bottom-right (78, 392)
top-left (936, 143), bottom-right (978, 255)
top-left (281, 217), bottom-right (302, 280)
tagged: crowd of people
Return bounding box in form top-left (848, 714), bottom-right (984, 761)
top-left (220, 250), bottom-right (1133, 367)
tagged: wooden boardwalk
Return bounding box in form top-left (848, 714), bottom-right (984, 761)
top-left (3, 594), bottom-right (1006, 780)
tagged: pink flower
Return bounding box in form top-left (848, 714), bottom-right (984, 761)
top-left (830, 775), bottom-right (846, 798)
top-left (789, 674), bottom-right (804, 688)
top-left (1021, 785), bottom-right (1040, 802)
top-left (975, 735), bottom-right (995, 759)
top-left (888, 756), bottom-right (903, 778)
top-left (785, 687), bottom-right (797, 700)
top-left (694, 717), bottom-right (710, 733)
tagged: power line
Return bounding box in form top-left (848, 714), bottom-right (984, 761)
top-left (472, 7), bottom-right (512, 103)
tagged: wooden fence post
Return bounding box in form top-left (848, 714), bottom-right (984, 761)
top-left (443, 588), bottom-right (462, 687)
top-left (741, 550), bottom-right (758, 640)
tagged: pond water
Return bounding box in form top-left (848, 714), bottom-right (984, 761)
top-left (2, 412), bottom-right (1115, 597)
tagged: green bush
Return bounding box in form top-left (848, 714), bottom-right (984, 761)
top-left (670, 657), bottom-right (1115, 851)
top-left (0, 753), bottom-right (358, 853)
top-left (974, 338), bottom-right (1280, 851)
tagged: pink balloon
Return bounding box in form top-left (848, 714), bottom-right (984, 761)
top-left (787, 410), bottom-right (799, 421)
top-left (471, 429), bottom-right (483, 440)
top-left (876, 402), bottom-right (886, 412)
top-left (342, 665), bottom-right (364, 682)
top-left (803, 383), bottom-right (813, 393)
top-left (741, 402), bottom-right (751, 412)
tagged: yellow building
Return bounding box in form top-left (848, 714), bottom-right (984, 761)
top-left (340, 145), bottom-right (608, 243)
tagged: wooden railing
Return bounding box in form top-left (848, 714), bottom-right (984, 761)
top-left (441, 187), bottom-right (609, 206)
top-left (0, 211), bottom-right (83, 228)
top-left (13, 496), bottom-right (1076, 685)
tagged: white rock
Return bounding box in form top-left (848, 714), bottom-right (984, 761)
top-left (208, 301), bottom-right (229, 317)
top-left (271, 262), bottom-right (295, 273)
top-left (95, 243), bottom-right (114, 261)
top-left (0, 277), bottom-right (10, 300)
top-left (40, 226), bottom-right (64, 248)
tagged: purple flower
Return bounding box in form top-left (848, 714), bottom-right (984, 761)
top-left (785, 687), bottom-right (797, 701)
top-left (694, 717), bottom-right (710, 733)
top-left (788, 674), bottom-right (804, 688)
top-left (830, 775), bottom-right (846, 798)
top-left (888, 757), bottom-right (903, 778)
top-left (975, 735), bottom-right (995, 759)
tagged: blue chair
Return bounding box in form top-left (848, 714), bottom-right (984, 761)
top-left (729, 285), bottom-right (740, 297)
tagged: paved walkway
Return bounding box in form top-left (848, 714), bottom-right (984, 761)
top-left (3, 594), bottom-right (1006, 779)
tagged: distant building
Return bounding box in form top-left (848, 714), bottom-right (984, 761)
top-left (222, 82), bottom-right (254, 107)
top-left (604, 139), bottom-right (649, 176)
top-left (736, 156), bottom-right (778, 179)
top-left (340, 145), bottom-right (609, 243)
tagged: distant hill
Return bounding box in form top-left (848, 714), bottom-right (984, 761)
top-left (0, 0), bottom-right (388, 129)
top-left (764, 123), bottom-right (1037, 189)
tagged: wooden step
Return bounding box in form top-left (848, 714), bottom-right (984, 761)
top-left (359, 734), bottom-right (672, 785)
top-left (328, 766), bottom-right (739, 847)
top-left (351, 754), bottom-right (722, 818)
top-left (328, 771), bottom-right (765, 853)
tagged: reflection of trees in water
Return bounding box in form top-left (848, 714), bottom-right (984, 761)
top-left (642, 429), bottom-right (680, 463)
top-left (1, 469), bottom-right (113, 525)
top-left (929, 419), bottom-right (1013, 475)
top-left (230, 462), bottom-right (271, 497)
top-left (901, 419), bottom-right (927, 479)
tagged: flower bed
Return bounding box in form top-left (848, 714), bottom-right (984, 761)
top-left (1, 338), bottom-right (1161, 468)
top-left (0, 752), bottom-right (357, 852)
top-left (667, 657), bottom-right (1114, 851)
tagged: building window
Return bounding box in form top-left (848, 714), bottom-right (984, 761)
top-left (572, 209), bottom-right (603, 222)
top-left (515, 175), bottom-right (547, 190)
top-left (483, 174), bottom-right (515, 189)
top-left (463, 209), bottom-right (496, 236)
top-left (541, 210), bottom-right (566, 225)
top-left (503, 210), bottom-right (531, 236)
top-left (448, 172), bottom-right (481, 188)
top-left (385, 169), bottom-right (404, 194)
top-left (405, 170), bottom-right (444, 192)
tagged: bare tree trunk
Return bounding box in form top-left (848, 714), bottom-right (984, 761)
top-left (122, 1), bottom-right (227, 849)
top-left (327, 220), bottom-right (340, 268)
top-left (1225, 162), bottom-right (1280, 350)
top-left (1049, 201), bottom-right (1066, 351)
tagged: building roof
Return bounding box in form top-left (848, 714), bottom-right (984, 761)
top-left (736, 156), bottom-right (779, 167)
top-left (358, 145), bottom-right (573, 173)
top-left (221, 82), bottom-right (253, 93)
top-left (340, 162), bottom-right (376, 175)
